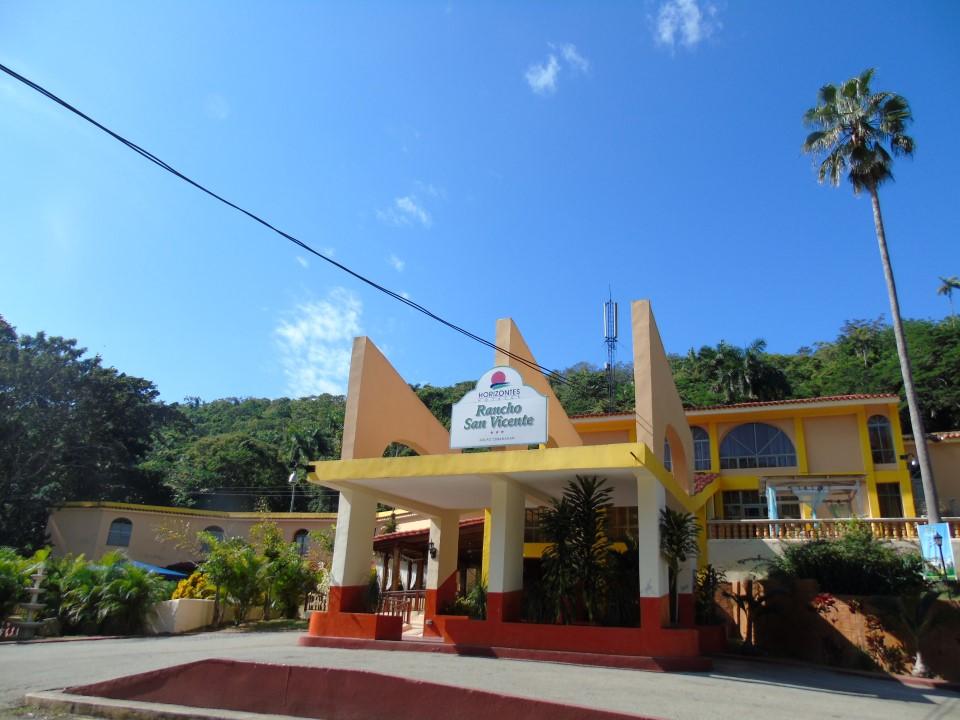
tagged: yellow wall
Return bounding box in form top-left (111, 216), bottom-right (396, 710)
top-left (905, 437), bottom-right (960, 516)
top-left (803, 414), bottom-right (863, 473)
top-left (47, 502), bottom-right (338, 567)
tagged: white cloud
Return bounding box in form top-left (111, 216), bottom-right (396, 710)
top-left (204, 93), bottom-right (231, 120)
top-left (525, 54), bottom-right (560, 95)
top-left (557, 43), bottom-right (589, 74)
top-left (400, 291), bottom-right (411, 300)
top-left (295, 256), bottom-right (309, 268)
top-left (387, 254), bottom-right (405, 272)
top-left (377, 195), bottom-right (432, 228)
top-left (525, 43), bottom-right (590, 95)
top-left (655, 0), bottom-right (720, 49)
top-left (275, 288), bottom-right (361, 397)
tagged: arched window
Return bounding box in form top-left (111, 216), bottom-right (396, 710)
top-left (662, 437), bottom-right (672, 472)
top-left (692, 426), bottom-right (711, 471)
top-left (720, 423), bottom-right (796, 469)
top-left (106, 518), bottom-right (133, 547)
top-left (204, 526), bottom-right (225, 543)
top-left (867, 415), bottom-right (896, 465)
top-left (294, 529), bottom-right (310, 556)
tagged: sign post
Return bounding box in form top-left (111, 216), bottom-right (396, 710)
top-left (450, 366), bottom-right (548, 449)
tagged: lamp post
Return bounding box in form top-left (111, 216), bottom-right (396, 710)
top-left (933, 530), bottom-right (946, 577)
top-left (288, 469), bottom-right (298, 513)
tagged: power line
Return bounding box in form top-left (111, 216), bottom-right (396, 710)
top-left (0, 62), bottom-right (569, 385)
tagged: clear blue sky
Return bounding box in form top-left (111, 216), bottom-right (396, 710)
top-left (2, 2), bottom-right (959, 402)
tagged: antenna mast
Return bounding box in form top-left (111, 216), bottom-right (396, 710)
top-left (603, 290), bottom-right (618, 409)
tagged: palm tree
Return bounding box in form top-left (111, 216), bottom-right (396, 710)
top-left (658, 507), bottom-right (701, 625)
top-left (802, 68), bottom-right (941, 523)
top-left (937, 276), bottom-right (960, 325)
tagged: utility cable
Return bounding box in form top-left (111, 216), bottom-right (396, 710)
top-left (0, 62), bottom-right (569, 385)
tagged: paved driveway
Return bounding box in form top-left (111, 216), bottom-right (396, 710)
top-left (0, 631), bottom-right (957, 720)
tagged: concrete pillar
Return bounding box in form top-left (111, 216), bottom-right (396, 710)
top-left (425, 510), bottom-right (460, 623)
top-left (636, 477), bottom-right (669, 628)
top-left (329, 487), bottom-right (378, 613)
top-left (486, 478), bottom-right (525, 622)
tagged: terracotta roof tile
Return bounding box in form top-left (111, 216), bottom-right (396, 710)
top-left (372, 516), bottom-right (484, 543)
top-left (568, 394), bottom-right (900, 420)
top-left (685, 393), bottom-right (900, 412)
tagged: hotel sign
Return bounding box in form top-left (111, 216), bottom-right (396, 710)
top-left (450, 366), bottom-right (548, 449)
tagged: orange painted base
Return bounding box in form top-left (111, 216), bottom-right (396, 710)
top-left (678, 593), bottom-right (695, 627)
top-left (328, 584), bottom-right (367, 613)
top-left (425, 572), bottom-right (458, 618)
top-left (307, 610), bottom-right (402, 640)
top-left (438, 618), bottom-right (701, 657)
top-left (639, 595), bottom-right (670, 629)
top-left (487, 590), bottom-right (523, 622)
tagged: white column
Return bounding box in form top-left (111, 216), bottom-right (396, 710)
top-left (330, 487), bottom-right (377, 590)
top-left (487, 478), bottom-right (525, 621)
top-left (636, 477), bottom-right (668, 599)
top-left (426, 511), bottom-right (460, 593)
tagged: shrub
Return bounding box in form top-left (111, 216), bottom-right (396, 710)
top-left (695, 564), bottom-right (727, 625)
top-left (766, 521), bottom-right (926, 595)
top-left (172, 571), bottom-right (215, 600)
top-left (0, 548), bottom-right (29, 621)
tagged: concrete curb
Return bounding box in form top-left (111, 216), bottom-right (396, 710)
top-left (713, 652), bottom-right (960, 693)
top-left (25, 690), bottom-right (300, 720)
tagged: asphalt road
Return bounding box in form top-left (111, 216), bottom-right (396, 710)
top-left (0, 631), bottom-right (957, 720)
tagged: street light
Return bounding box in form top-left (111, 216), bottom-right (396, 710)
top-left (288, 469), bottom-right (298, 513)
top-left (933, 530), bottom-right (946, 577)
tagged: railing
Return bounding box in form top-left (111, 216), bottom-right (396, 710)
top-left (304, 591), bottom-right (328, 613)
top-left (708, 517), bottom-right (960, 541)
top-left (378, 590), bottom-right (425, 624)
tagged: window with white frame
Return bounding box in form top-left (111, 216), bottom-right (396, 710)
top-left (867, 415), bottom-right (896, 465)
top-left (719, 423), bottom-right (796, 469)
top-left (692, 426), bottom-right (711, 471)
top-left (106, 518), bottom-right (133, 547)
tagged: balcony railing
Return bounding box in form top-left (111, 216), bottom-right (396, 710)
top-left (707, 517), bottom-right (960, 541)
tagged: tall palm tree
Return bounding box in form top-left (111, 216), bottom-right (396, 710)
top-left (937, 276), bottom-right (960, 325)
top-left (802, 68), bottom-right (941, 523)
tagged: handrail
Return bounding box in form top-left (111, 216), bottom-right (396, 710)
top-left (377, 590), bottom-right (426, 623)
top-left (707, 517), bottom-right (960, 540)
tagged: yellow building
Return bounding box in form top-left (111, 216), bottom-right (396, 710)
top-left (299, 298), bottom-right (959, 665)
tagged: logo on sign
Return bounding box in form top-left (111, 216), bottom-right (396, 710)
top-left (490, 371), bottom-right (509, 389)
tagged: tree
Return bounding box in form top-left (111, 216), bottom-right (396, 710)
top-left (802, 68), bottom-right (940, 522)
top-left (0, 317), bottom-right (177, 551)
top-left (658, 507), bottom-right (701, 625)
top-left (937, 276), bottom-right (960, 325)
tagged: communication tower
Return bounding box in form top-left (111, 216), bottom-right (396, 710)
top-left (603, 291), bottom-right (618, 409)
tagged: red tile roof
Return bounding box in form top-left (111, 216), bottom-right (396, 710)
top-left (567, 394), bottom-right (900, 420)
top-left (372, 516), bottom-right (484, 543)
top-left (685, 393), bottom-right (900, 413)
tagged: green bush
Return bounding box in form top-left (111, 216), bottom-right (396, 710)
top-left (766, 521), bottom-right (926, 595)
top-left (0, 547), bottom-right (29, 621)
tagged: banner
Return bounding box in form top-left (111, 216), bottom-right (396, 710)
top-left (450, 366), bottom-right (548, 449)
top-left (917, 523), bottom-right (957, 581)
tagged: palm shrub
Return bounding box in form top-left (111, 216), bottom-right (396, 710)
top-left (540, 496), bottom-right (578, 624)
top-left (603, 535), bottom-right (640, 627)
top-left (97, 562), bottom-right (168, 634)
top-left (539, 476), bottom-right (614, 624)
top-left (695, 564), bottom-right (727, 625)
top-left (0, 548), bottom-right (29, 622)
top-left (659, 507), bottom-right (701, 625)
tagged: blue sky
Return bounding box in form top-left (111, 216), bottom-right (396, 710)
top-left (2, 2), bottom-right (959, 402)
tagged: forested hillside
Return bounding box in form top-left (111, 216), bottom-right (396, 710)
top-left (3, 312), bottom-right (959, 551)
